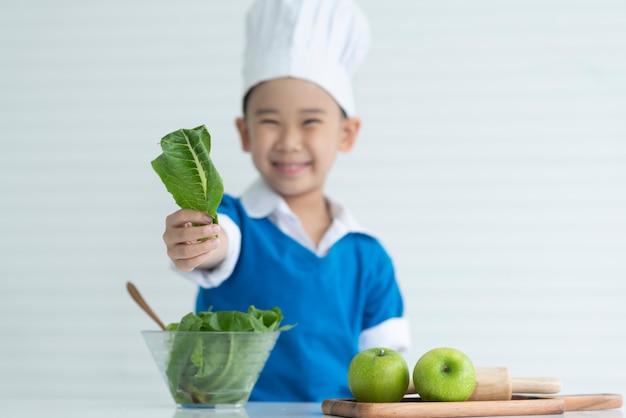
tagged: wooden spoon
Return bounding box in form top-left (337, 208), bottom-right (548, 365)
top-left (126, 281), bottom-right (166, 330)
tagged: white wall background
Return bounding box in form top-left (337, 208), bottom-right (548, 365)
top-left (1, 0), bottom-right (625, 405)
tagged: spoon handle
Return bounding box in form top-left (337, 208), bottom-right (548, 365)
top-left (126, 281), bottom-right (167, 330)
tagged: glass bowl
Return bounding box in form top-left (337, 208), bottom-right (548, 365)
top-left (142, 330), bottom-right (279, 408)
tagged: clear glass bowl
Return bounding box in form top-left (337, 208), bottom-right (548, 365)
top-left (142, 331), bottom-right (280, 408)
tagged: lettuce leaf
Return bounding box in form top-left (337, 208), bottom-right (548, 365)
top-left (151, 125), bottom-right (224, 224)
top-left (167, 306), bottom-right (296, 333)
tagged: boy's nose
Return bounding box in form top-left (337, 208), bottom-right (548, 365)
top-left (275, 128), bottom-right (303, 152)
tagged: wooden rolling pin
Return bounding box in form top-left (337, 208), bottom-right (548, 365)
top-left (408, 367), bottom-right (562, 401)
top-left (469, 367), bottom-right (562, 400)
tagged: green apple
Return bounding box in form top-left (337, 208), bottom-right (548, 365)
top-left (348, 347), bottom-right (409, 403)
top-left (412, 347), bottom-right (476, 402)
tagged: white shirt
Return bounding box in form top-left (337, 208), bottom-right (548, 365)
top-left (178, 178), bottom-right (411, 353)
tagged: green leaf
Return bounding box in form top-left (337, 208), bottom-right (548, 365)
top-left (177, 312), bottom-right (204, 332)
top-left (151, 125), bottom-right (224, 224)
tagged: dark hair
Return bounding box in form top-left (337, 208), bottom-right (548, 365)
top-left (242, 87), bottom-right (254, 116)
top-left (242, 85), bottom-right (348, 119)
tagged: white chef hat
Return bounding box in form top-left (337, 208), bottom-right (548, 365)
top-left (242, 0), bottom-right (370, 117)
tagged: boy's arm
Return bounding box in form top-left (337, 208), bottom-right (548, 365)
top-left (359, 241), bottom-right (411, 353)
top-left (359, 317), bottom-right (411, 353)
top-left (163, 209), bottom-right (229, 272)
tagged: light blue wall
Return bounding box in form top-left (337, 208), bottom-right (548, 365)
top-left (1, 0), bottom-right (625, 402)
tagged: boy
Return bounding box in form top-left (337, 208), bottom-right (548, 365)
top-left (162, 0), bottom-right (410, 401)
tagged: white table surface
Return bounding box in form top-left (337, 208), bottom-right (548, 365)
top-left (0, 399), bottom-right (622, 418)
top-left (0, 400), bottom-right (317, 418)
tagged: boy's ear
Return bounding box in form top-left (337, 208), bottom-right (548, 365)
top-left (235, 117), bottom-right (251, 152)
top-left (338, 117), bottom-right (361, 152)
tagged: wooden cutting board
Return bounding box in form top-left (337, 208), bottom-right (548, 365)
top-left (321, 394), bottom-right (622, 418)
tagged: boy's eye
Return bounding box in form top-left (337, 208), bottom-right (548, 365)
top-left (303, 118), bottom-right (321, 125)
top-left (260, 119), bottom-right (279, 125)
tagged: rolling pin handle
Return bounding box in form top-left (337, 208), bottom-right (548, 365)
top-left (511, 377), bottom-right (563, 394)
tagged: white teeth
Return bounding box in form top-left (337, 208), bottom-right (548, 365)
top-left (277, 163), bottom-right (303, 169)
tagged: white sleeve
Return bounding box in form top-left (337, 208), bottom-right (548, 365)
top-left (173, 214), bottom-right (242, 289)
top-left (358, 316), bottom-right (412, 353)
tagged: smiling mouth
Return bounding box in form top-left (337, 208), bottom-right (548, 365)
top-left (272, 161), bottom-right (310, 175)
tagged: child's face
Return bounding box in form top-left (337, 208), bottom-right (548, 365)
top-left (236, 77), bottom-right (359, 201)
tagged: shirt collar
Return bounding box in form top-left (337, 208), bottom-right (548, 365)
top-left (240, 178), bottom-right (370, 236)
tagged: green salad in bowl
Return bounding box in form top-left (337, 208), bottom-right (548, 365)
top-left (142, 306), bottom-right (295, 408)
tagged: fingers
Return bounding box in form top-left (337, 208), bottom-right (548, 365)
top-left (164, 209), bottom-right (219, 242)
top-left (166, 209), bottom-right (213, 228)
top-left (163, 209), bottom-right (223, 272)
top-left (168, 237), bottom-right (221, 272)
top-left (166, 222), bottom-right (220, 245)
